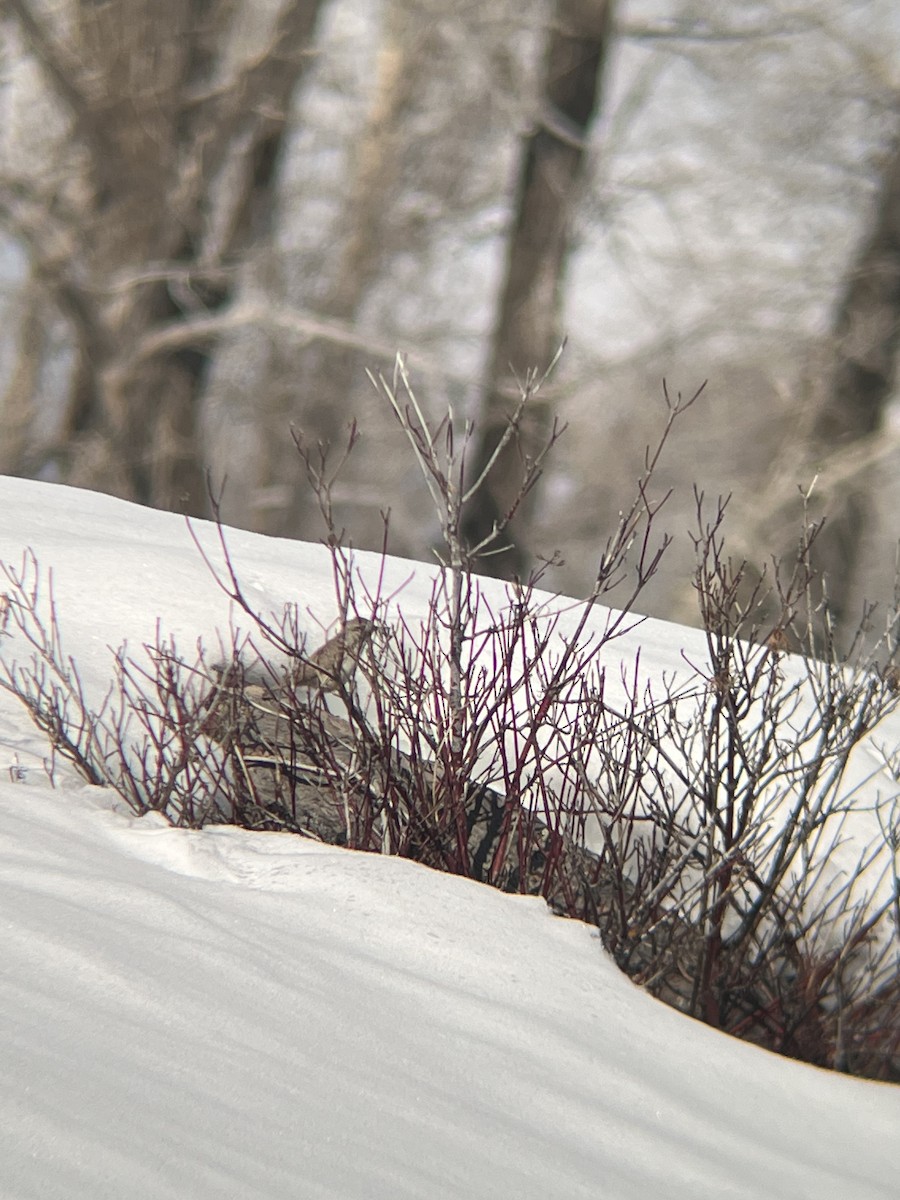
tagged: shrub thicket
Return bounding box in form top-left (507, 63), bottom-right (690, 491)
top-left (1, 355), bottom-right (898, 1081)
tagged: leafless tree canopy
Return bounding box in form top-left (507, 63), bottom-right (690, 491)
top-left (1, 0), bottom-right (899, 638)
top-left (0, 0), bottom-right (325, 509)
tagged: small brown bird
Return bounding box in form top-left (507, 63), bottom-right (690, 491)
top-left (764, 627), bottom-right (790, 657)
top-left (292, 617), bottom-right (379, 691)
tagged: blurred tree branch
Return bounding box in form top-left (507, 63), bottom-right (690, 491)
top-left (0, 0), bottom-right (325, 512)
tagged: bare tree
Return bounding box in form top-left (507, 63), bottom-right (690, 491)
top-left (806, 122), bottom-right (900, 627)
top-left (0, 0), bottom-right (325, 513)
top-left (715, 112), bottom-right (900, 649)
top-left (2, 0), bottom-right (898, 643)
top-left (217, 0), bottom-right (553, 548)
top-left (247, 0), bottom-right (452, 541)
top-left (462, 0), bottom-right (614, 576)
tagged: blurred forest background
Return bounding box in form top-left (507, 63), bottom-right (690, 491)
top-left (1, 0), bottom-right (899, 645)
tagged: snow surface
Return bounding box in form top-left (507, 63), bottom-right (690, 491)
top-left (0, 476), bottom-right (898, 1200)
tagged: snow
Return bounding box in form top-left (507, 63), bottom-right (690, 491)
top-left (0, 476), bottom-right (897, 1200)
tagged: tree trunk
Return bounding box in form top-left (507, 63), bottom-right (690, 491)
top-left (257, 0), bottom-right (427, 538)
top-left (462, 0), bottom-right (614, 577)
top-left (809, 130), bottom-right (900, 629)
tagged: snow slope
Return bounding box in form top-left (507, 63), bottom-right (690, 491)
top-left (0, 477), bottom-right (897, 1200)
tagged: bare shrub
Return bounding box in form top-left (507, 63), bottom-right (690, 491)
top-left (0, 550), bottom-right (244, 823)
top-left (1, 357), bottom-right (898, 1081)
top-left (578, 491), bottom-right (900, 1079)
top-left (190, 357), bottom-right (692, 896)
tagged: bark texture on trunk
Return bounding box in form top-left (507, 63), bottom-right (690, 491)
top-left (810, 132), bottom-right (900, 627)
top-left (462, 0), bottom-right (614, 577)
